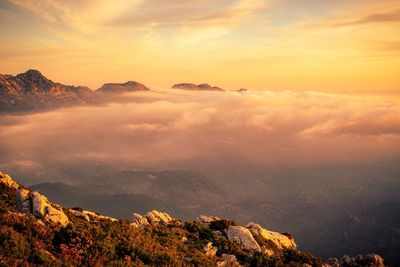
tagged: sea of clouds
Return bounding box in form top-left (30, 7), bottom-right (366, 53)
top-left (1, 89), bottom-right (399, 184)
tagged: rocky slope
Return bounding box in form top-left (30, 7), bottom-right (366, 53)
top-left (0, 171), bottom-right (385, 266)
top-left (172, 83), bottom-right (224, 91)
top-left (97, 81), bottom-right (150, 94)
top-left (0, 70), bottom-right (96, 112)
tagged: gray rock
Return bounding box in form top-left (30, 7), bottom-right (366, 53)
top-left (197, 215), bottom-right (221, 224)
top-left (132, 212), bottom-right (150, 226)
top-left (145, 210), bottom-right (174, 225)
top-left (246, 222), bottom-right (297, 250)
top-left (15, 187), bottom-right (69, 226)
top-left (227, 225), bottom-right (261, 252)
top-left (16, 189), bottom-right (30, 213)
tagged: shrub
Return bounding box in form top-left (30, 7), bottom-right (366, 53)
top-left (185, 222), bottom-right (214, 241)
top-left (209, 219), bottom-right (236, 231)
top-left (283, 249), bottom-right (323, 266)
top-left (0, 225), bottom-right (31, 260)
top-left (71, 207), bottom-right (84, 212)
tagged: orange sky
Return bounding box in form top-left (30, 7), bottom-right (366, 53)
top-left (0, 0), bottom-right (399, 94)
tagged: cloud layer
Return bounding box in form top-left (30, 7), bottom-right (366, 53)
top-left (1, 90), bottom-right (399, 183)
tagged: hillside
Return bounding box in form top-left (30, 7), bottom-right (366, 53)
top-left (0, 171), bottom-right (385, 266)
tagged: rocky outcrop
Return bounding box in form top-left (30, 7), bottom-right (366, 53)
top-left (0, 69), bottom-right (96, 112)
top-left (146, 210), bottom-right (175, 225)
top-left (76, 210), bottom-right (118, 222)
top-left (0, 171), bottom-right (69, 226)
top-left (70, 209), bottom-right (91, 222)
top-left (227, 225), bottom-right (261, 252)
top-left (197, 215), bottom-right (221, 224)
top-left (97, 81), bottom-right (150, 94)
top-left (172, 83), bottom-right (224, 91)
top-left (132, 210), bottom-right (176, 227)
top-left (132, 212), bottom-right (150, 226)
top-left (16, 189), bottom-right (69, 226)
top-left (246, 222), bottom-right (297, 250)
top-left (330, 254), bottom-right (385, 267)
top-left (0, 171), bottom-right (19, 189)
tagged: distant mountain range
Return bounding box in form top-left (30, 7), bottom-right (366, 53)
top-left (0, 70), bottom-right (151, 112)
top-left (0, 70), bottom-right (243, 112)
top-left (0, 69), bottom-right (96, 112)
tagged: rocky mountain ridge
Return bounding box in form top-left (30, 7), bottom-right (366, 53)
top-left (172, 83), bottom-right (225, 91)
top-left (0, 70), bottom-right (152, 112)
top-left (97, 81), bottom-right (150, 93)
top-left (0, 171), bottom-right (385, 266)
top-left (0, 70), bottom-right (236, 112)
top-left (0, 69), bottom-right (96, 112)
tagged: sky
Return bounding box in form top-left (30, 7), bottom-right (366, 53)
top-left (0, 0), bottom-right (399, 94)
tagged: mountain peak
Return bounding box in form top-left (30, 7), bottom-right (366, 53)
top-left (172, 83), bottom-right (224, 91)
top-left (25, 69), bottom-right (43, 75)
top-left (15, 69), bottom-right (54, 89)
top-left (0, 70), bottom-right (97, 112)
top-left (97, 80), bottom-right (150, 93)
top-left (18, 69), bottom-right (49, 81)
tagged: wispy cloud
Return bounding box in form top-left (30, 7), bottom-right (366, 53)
top-left (107, 0), bottom-right (267, 44)
top-left (331, 9), bottom-right (400, 27)
top-left (8, 0), bottom-right (142, 33)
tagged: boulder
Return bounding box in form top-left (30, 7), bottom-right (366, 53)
top-left (15, 189), bottom-right (69, 226)
top-left (0, 171), bottom-right (19, 189)
top-left (16, 189), bottom-right (31, 212)
top-left (197, 215), bottom-right (221, 224)
top-left (70, 210), bottom-right (90, 222)
top-left (246, 222), bottom-right (297, 249)
top-left (145, 210), bottom-right (174, 225)
top-left (30, 192), bottom-right (69, 226)
top-left (203, 242), bottom-right (218, 258)
top-left (132, 213), bottom-right (150, 226)
top-left (227, 226), bottom-right (261, 252)
top-left (217, 254), bottom-right (240, 267)
top-left (82, 210), bottom-right (118, 222)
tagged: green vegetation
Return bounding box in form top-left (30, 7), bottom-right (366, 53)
top-left (0, 183), bottom-right (324, 266)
